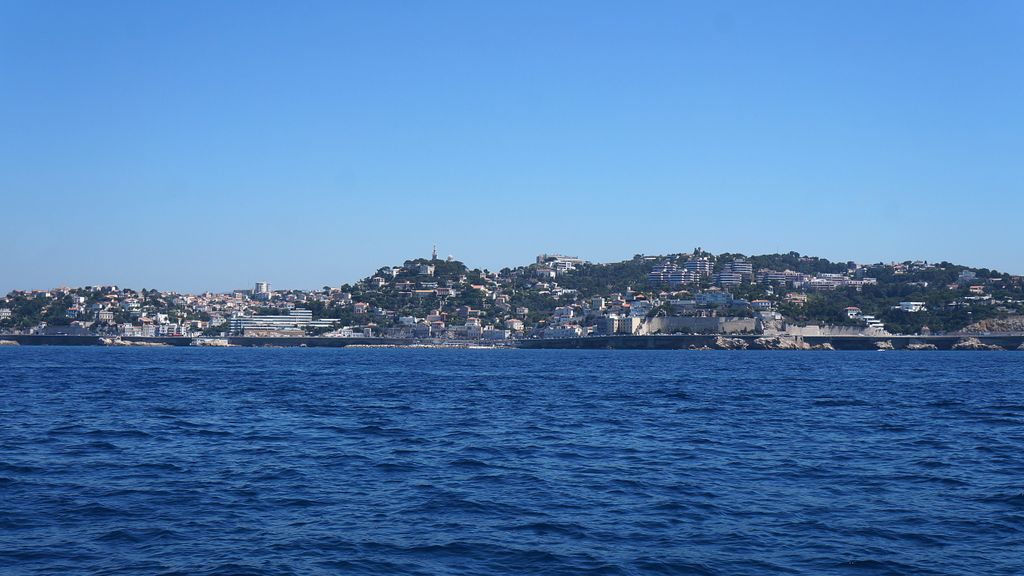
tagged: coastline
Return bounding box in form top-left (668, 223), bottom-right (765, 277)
top-left (1, 334), bottom-right (1022, 351)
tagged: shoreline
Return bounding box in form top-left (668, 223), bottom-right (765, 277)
top-left (1, 334), bottom-right (1022, 351)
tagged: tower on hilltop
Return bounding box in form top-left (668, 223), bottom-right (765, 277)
top-left (432, 245), bottom-right (438, 261)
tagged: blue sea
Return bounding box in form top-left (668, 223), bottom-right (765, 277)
top-left (1, 347), bottom-right (1022, 575)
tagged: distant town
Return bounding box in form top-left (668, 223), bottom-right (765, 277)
top-left (3, 247), bottom-right (1024, 346)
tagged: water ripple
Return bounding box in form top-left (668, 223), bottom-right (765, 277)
top-left (1, 348), bottom-right (1022, 575)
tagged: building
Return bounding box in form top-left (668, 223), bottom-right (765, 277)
top-left (537, 254), bottom-right (587, 274)
top-left (860, 315), bottom-right (886, 332)
top-left (667, 270), bottom-right (701, 287)
top-left (718, 259), bottom-right (752, 283)
top-left (684, 257), bottom-right (713, 277)
top-left (596, 316), bottom-right (619, 335)
top-left (157, 324), bottom-right (184, 337)
top-left (482, 328), bottom-right (510, 340)
top-left (648, 261), bottom-right (678, 285)
top-left (713, 271), bottom-right (743, 287)
top-left (617, 316), bottom-right (643, 335)
top-left (696, 291), bottom-right (732, 307)
top-left (629, 300), bottom-right (653, 318)
top-left (785, 293), bottom-right (808, 305)
top-left (899, 302), bottom-right (927, 312)
top-left (535, 268), bottom-right (557, 280)
top-left (759, 271), bottom-right (789, 284)
top-left (254, 282), bottom-right (271, 300)
top-left (228, 308), bottom-right (337, 336)
top-left (727, 259), bottom-right (753, 278)
top-left (543, 325), bottom-right (584, 338)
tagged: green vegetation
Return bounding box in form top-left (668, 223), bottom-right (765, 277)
top-left (555, 256), bottom-right (651, 297)
top-left (3, 251), bottom-right (1022, 337)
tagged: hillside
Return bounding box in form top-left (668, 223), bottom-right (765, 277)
top-left (2, 250), bottom-right (1022, 337)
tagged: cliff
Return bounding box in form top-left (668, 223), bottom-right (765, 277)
top-left (963, 316), bottom-right (1024, 333)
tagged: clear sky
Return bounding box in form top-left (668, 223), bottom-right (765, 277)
top-left (2, 1), bottom-right (1022, 293)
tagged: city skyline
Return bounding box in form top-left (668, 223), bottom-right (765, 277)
top-left (3, 2), bottom-right (1023, 293)
top-left (4, 247), bottom-right (1020, 343)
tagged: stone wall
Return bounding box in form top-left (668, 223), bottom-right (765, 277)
top-left (646, 316), bottom-right (757, 335)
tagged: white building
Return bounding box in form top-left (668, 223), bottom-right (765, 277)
top-left (543, 325), bottom-right (583, 338)
top-left (228, 308), bottom-right (337, 335)
top-left (714, 271), bottom-right (743, 287)
top-left (684, 257), bottom-right (713, 277)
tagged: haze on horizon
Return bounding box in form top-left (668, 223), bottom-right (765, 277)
top-left (2, 1), bottom-right (1022, 294)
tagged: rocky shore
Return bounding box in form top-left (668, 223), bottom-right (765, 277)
top-left (964, 316), bottom-right (1024, 333)
top-left (749, 337), bottom-right (833, 350)
top-left (191, 338), bottom-right (233, 347)
top-left (952, 337), bottom-right (1004, 351)
top-left (100, 338), bottom-right (169, 347)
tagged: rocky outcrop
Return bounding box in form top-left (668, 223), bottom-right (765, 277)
top-left (907, 343), bottom-right (939, 351)
top-left (952, 337), bottom-right (1003, 351)
top-left (964, 316), bottom-right (1024, 334)
top-left (191, 338), bottom-right (232, 347)
top-left (687, 344), bottom-right (713, 350)
top-left (874, 340), bottom-right (894, 350)
top-left (0, 340), bottom-right (19, 346)
top-left (101, 338), bottom-right (168, 347)
top-left (714, 336), bottom-right (749, 350)
top-left (752, 336), bottom-right (810, 350)
top-left (1018, 343), bottom-right (1024, 351)
top-left (811, 343), bottom-right (835, 351)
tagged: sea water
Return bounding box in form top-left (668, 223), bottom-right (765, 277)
top-left (1, 347), bottom-right (1022, 575)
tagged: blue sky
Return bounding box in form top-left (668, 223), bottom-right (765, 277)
top-left (2, 1), bottom-right (1022, 292)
